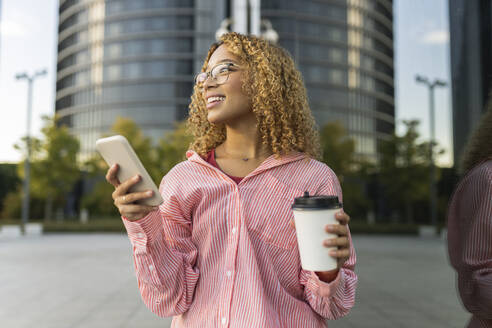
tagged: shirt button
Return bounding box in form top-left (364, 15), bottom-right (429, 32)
top-left (137, 233), bottom-right (144, 238)
top-left (231, 227), bottom-right (237, 234)
top-left (221, 317), bottom-right (226, 325)
top-left (149, 265), bottom-right (154, 271)
top-left (226, 270), bottom-right (232, 277)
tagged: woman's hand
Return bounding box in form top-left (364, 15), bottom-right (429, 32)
top-left (315, 211), bottom-right (351, 283)
top-left (106, 164), bottom-right (159, 221)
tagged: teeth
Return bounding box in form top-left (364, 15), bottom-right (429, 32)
top-left (207, 96), bottom-right (225, 104)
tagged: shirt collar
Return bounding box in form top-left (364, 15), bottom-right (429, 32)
top-left (186, 149), bottom-right (308, 178)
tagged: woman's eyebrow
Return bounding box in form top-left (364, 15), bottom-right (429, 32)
top-left (206, 59), bottom-right (238, 71)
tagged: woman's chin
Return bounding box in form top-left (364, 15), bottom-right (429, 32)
top-left (207, 112), bottom-right (226, 125)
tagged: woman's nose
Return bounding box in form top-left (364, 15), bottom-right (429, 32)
top-left (202, 76), bottom-right (217, 90)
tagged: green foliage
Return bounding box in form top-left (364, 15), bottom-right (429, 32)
top-left (0, 164), bottom-right (20, 216)
top-left (43, 219), bottom-right (125, 233)
top-left (156, 121), bottom-right (193, 174)
top-left (318, 119), bottom-right (448, 224)
top-left (378, 120), bottom-right (445, 223)
top-left (0, 190), bottom-right (45, 221)
top-left (319, 121), bottom-right (373, 220)
top-left (82, 117), bottom-right (192, 217)
top-left (320, 121), bottom-right (356, 181)
top-left (12, 115), bottom-right (81, 220)
top-left (348, 222), bottom-right (419, 235)
top-left (0, 191), bottom-right (22, 220)
top-left (111, 117), bottom-right (160, 182)
top-left (80, 179), bottom-right (120, 218)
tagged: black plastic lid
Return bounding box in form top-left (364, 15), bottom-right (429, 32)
top-left (291, 191), bottom-right (342, 209)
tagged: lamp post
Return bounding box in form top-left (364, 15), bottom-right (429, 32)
top-left (216, 0), bottom-right (278, 43)
top-left (415, 75), bottom-right (447, 235)
top-left (15, 69), bottom-right (47, 230)
top-left (215, 17), bottom-right (278, 43)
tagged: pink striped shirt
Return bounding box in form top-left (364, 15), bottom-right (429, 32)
top-left (447, 160), bottom-right (492, 328)
top-left (122, 150), bottom-right (357, 327)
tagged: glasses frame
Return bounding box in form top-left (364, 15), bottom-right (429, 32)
top-left (194, 62), bottom-right (239, 90)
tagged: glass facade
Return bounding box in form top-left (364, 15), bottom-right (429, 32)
top-left (449, 0), bottom-right (492, 165)
top-left (56, 0), bottom-right (223, 160)
top-left (57, 0), bottom-right (394, 161)
top-left (262, 0), bottom-right (395, 160)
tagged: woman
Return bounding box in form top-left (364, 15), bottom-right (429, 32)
top-left (447, 99), bottom-right (492, 328)
top-left (106, 32), bottom-right (357, 327)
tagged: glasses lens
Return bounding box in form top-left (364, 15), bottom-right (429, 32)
top-left (195, 72), bottom-right (207, 85)
top-left (212, 64), bottom-right (231, 85)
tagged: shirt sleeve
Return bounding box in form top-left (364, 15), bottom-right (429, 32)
top-left (299, 165), bottom-right (358, 319)
top-left (121, 175), bottom-right (199, 318)
top-left (447, 164), bottom-right (492, 320)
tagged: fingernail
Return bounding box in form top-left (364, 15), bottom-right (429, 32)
top-left (323, 240), bottom-right (332, 247)
top-left (146, 191), bottom-right (153, 196)
top-left (329, 251), bottom-right (337, 256)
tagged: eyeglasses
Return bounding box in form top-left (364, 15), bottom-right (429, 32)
top-left (194, 62), bottom-right (239, 90)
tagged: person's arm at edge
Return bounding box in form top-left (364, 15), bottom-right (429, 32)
top-left (453, 166), bottom-right (492, 320)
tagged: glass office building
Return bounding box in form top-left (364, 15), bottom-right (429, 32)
top-left (56, 0), bottom-right (222, 159)
top-left (262, 0), bottom-right (394, 160)
top-left (449, 0), bottom-right (492, 166)
top-left (56, 0), bottom-right (394, 161)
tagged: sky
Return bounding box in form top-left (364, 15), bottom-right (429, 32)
top-left (0, 0), bottom-right (452, 166)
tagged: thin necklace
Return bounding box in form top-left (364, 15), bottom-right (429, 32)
top-left (218, 148), bottom-right (270, 162)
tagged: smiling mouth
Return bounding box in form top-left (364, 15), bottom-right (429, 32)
top-left (206, 96), bottom-right (226, 109)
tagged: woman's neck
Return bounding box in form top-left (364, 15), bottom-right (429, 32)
top-left (217, 119), bottom-right (272, 160)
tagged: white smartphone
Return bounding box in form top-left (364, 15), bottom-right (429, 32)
top-left (95, 135), bottom-right (163, 206)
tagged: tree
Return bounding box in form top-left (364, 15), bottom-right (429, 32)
top-left (156, 121), bottom-right (194, 175)
top-left (82, 117), bottom-right (193, 218)
top-left (319, 121), bottom-right (357, 182)
top-left (14, 115), bottom-right (80, 221)
top-left (0, 164), bottom-right (20, 217)
top-left (319, 121), bottom-right (373, 221)
top-left (378, 120), bottom-right (445, 223)
top-left (82, 117), bottom-right (155, 218)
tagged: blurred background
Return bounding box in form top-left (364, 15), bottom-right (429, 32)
top-left (0, 0), bottom-right (490, 327)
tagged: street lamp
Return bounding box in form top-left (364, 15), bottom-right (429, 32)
top-left (15, 69), bottom-right (47, 230)
top-left (215, 18), bottom-right (232, 41)
top-left (260, 19), bottom-right (279, 43)
top-left (415, 75), bottom-right (447, 235)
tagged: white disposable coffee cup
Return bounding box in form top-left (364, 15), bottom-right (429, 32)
top-left (292, 192), bottom-right (342, 271)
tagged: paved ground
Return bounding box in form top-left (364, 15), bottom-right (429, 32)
top-left (0, 233), bottom-right (469, 328)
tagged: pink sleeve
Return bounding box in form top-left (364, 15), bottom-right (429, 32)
top-left (447, 164), bottom-right (492, 320)
top-left (121, 177), bottom-right (199, 317)
top-left (299, 229), bottom-right (357, 319)
top-left (299, 165), bottom-right (357, 319)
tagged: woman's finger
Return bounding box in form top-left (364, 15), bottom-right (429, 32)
top-left (329, 248), bottom-right (350, 259)
top-left (335, 211), bottom-right (350, 225)
top-left (325, 224), bottom-right (348, 236)
top-left (323, 236), bottom-right (349, 248)
top-left (114, 190), bottom-right (154, 205)
top-left (112, 174), bottom-right (141, 199)
top-left (105, 164), bottom-right (121, 187)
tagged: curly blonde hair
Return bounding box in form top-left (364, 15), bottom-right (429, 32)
top-left (460, 94), bottom-right (492, 174)
top-left (187, 32), bottom-right (321, 159)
